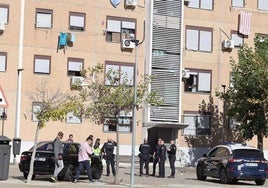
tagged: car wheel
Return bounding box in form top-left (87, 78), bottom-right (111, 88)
top-left (219, 168), bottom-right (230, 184)
top-left (23, 172), bottom-right (36, 180)
top-left (230, 179), bottom-right (238, 184)
top-left (196, 164), bottom-right (207, 180)
top-left (255, 179), bottom-right (266, 186)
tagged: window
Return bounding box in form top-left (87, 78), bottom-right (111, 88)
top-left (188, 0), bottom-right (213, 10)
top-left (36, 9), bottom-right (53, 28)
top-left (106, 17), bottom-right (136, 43)
top-left (0, 4), bottom-right (9, 24)
top-left (256, 33), bottom-right (268, 42)
top-left (186, 26), bottom-right (213, 52)
top-left (182, 113), bottom-right (211, 136)
top-left (184, 69), bottom-right (211, 93)
top-left (232, 0), bottom-right (244, 7)
top-left (215, 147), bottom-right (230, 157)
top-left (231, 31), bottom-right (244, 47)
top-left (0, 52), bottom-right (7, 72)
top-left (67, 58), bottom-right (83, 76)
top-left (103, 111), bottom-right (132, 132)
top-left (32, 102), bottom-right (42, 122)
top-left (34, 55), bottom-right (51, 74)
top-left (66, 111), bottom-right (81, 124)
top-left (258, 0), bottom-right (268, 11)
top-left (105, 62), bottom-right (134, 86)
top-left (69, 12), bottom-right (86, 31)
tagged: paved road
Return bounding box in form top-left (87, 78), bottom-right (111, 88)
top-left (1, 164), bottom-right (267, 188)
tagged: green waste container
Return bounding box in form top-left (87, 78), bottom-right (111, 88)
top-left (0, 136), bottom-right (11, 180)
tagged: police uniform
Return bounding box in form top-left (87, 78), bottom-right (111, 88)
top-left (152, 144), bottom-right (161, 176)
top-left (158, 144), bottom-right (167, 178)
top-left (101, 141), bottom-right (117, 176)
top-left (139, 142), bottom-right (151, 176)
top-left (167, 143), bottom-right (177, 177)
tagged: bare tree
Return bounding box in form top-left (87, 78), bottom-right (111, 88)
top-left (25, 80), bottom-right (77, 183)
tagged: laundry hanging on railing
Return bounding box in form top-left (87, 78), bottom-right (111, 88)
top-left (57, 32), bottom-right (75, 53)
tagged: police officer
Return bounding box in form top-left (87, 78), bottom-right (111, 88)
top-left (158, 139), bottom-right (167, 178)
top-left (101, 138), bottom-right (117, 176)
top-left (167, 139), bottom-right (177, 178)
top-left (151, 138), bottom-right (162, 177)
top-left (139, 138), bottom-right (151, 176)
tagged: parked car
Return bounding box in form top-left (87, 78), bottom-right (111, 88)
top-left (19, 141), bottom-right (103, 181)
top-left (196, 143), bottom-right (268, 185)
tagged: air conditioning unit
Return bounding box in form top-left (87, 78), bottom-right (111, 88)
top-left (125, 0), bottom-right (137, 7)
top-left (71, 76), bottom-right (84, 86)
top-left (182, 69), bottom-right (190, 79)
top-left (122, 39), bottom-right (135, 49)
top-left (222, 40), bottom-right (234, 49)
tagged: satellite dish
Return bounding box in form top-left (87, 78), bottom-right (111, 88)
top-left (110, 0), bottom-right (121, 8)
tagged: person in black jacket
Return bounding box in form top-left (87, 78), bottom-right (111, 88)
top-left (167, 139), bottom-right (177, 178)
top-left (138, 138), bottom-right (151, 176)
top-left (101, 138), bottom-right (117, 176)
top-left (150, 138), bottom-right (162, 176)
top-left (158, 139), bottom-right (167, 178)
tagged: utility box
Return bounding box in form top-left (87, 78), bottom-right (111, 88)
top-left (0, 136), bottom-right (11, 180)
top-left (12, 138), bottom-right (21, 155)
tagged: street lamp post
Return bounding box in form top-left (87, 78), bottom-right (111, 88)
top-left (221, 84), bottom-right (226, 143)
top-left (130, 40), bottom-right (139, 188)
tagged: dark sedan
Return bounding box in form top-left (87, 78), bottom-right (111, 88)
top-left (19, 141), bottom-right (102, 181)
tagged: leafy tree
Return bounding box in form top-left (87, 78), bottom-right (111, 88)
top-left (220, 36), bottom-right (268, 150)
top-left (26, 80), bottom-right (77, 183)
top-left (73, 64), bottom-right (163, 184)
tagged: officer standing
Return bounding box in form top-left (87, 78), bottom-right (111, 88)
top-left (151, 138), bottom-right (162, 176)
top-left (167, 139), bottom-right (177, 178)
top-left (158, 139), bottom-right (167, 178)
top-left (101, 138), bottom-right (117, 176)
top-left (138, 138), bottom-right (151, 176)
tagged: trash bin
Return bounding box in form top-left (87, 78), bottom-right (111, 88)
top-left (13, 138), bottom-right (21, 155)
top-left (0, 136), bottom-right (11, 180)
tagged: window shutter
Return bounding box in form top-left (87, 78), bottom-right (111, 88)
top-left (105, 64), bottom-right (119, 85)
top-left (0, 54), bottom-right (6, 71)
top-left (200, 0), bottom-right (213, 10)
top-left (0, 7), bottom-right (8, 24)
top-left (107, 20), bottom-right (121, 32)
top-left (120, 66), bottom-right (134, 85)
top-left (35, 58), bottom-right (50, 73)
top-left (186, 29), bottom-right (199, 50)
top-left (122, 21), bottom-right (135, 29)
top-left (36, 13), bottom-right (52, 28)
top-left (258, 0), bottom-right (268, 10)
top-left (68, 61), bottom-right (83, 71)
top-left (198, 72), bottom-right (211, 92)
top-left (200, 30), bottom-right (212, 52)
top-left (188, 0), bottom-right (199, 8)
top-left (70, 15), bottom-right (84, 27)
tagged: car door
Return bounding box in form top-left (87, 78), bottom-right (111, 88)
top-left (204, 147), bottom-right (219, 176)
top-left (213, 147), bottom-right (230, 178)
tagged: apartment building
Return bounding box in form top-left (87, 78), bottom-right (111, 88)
top-left (1, 0), bottom-right (268, 165)
top-left (0, 0), bottom-right (147, 161)
top-left (179, 0), bottom-right (268, 165)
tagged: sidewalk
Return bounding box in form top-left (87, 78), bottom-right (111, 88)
top-left (1, 163), bottom-right (195, 188)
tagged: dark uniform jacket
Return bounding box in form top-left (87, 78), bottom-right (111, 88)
top-left (102, 141), bottom-right (117, 159)
top-left (167, 144), bottom-right (177, 157)
top-left (159, 144), bottom-right (167, 160)
top-left (139, 143), bottom-right (151, 158)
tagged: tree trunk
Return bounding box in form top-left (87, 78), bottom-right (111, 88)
top-left (257, 133), bottom-right (263, 150)
top-left (26, 123), bottom-right (40, 183)
top-left (113, 119), bottom-right (120, 185)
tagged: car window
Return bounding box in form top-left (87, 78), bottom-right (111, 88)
top-left (64, 143), bottom-right (79, 154)
top-left (37, 142), bottom-right (54, 151)
top-left (215, 147), bottom-right (230, 157)
top-left (208, 147), bottom-right (218, 157)
top-left (233, 149), bottom-right (263, 158)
